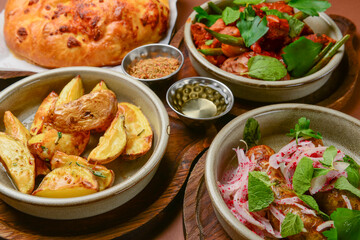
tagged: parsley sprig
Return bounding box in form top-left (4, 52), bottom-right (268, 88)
top-left (287, 117), bottom-right (322, 144)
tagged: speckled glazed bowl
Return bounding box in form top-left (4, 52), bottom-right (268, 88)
top-left (184, 0), bottom-right (345, 102)
top-left (0, 67), bottom-right (169, 220)
top-left (205, 104), bottom-right (360, 239)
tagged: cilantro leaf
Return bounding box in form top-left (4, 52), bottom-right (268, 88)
top-left (282, 37), bottom-right (323, 78)
top-left (281, 212), bottom-right (304, 238)
top-left (320, 146), bottom-right (337, 168)
top-left (330, 208), bottom-right (360, 240)
top-left (240, 5), bottom-right (256, 22)
top-left (293, 157), bottom-right (314, 195)
top-left (237, 16), bottom-right (269, 47)
top-left (222, 7), bottom-right (240, 25)
top-left (234, 0), bottom-right (265, 4)
top-left (283, 13), bottom-right (305, 38)
top-left (248, 171), bottom-right (274, 212)
top-left (245, 55), bottom-right (287, 81)
top-left (323, 228), bottom-right (338, 240)
top-left (335, 177), bottom-right (360, 198)
top-left (205, 39), bottom-right (214, 46)
top-left (298, 194), bottom-right (329, 219)
top-left (194, 6), bottom-right (221, 27)
top-left (343, 155), bottom-right (360, 187)
top-left (243, 118), bottom-right (261, 148)
top-left (289, 0), bottom-right (331, 17)
top-left (286, 117), bottom-right (322, 143)
top-left (262, 8), bottom-right (286, 19)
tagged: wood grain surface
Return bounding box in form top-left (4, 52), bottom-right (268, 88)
top-left (171, 15), bottom-right (359, 116)
top-left (0, 108), bottom-right (212, 240)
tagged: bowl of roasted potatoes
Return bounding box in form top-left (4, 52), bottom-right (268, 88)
top-left (0, 67), bottom-right (169, 219)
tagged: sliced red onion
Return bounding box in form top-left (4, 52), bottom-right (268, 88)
top-left (310, 175), bottom-right (327, 195)
top-left (316, 221), bottom-right (334, 232)
top-left (342, 195), bottom-right (352, 210)
top-left (269, 205), bottom-right (285, 223)
top-left (334, 161), bottom-right (350, 172)
top-left (275, 197), bottom-right (301, 205)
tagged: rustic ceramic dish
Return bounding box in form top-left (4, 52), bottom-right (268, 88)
top-left (184, 0), bottom-right (345, 102)
top-left (121, 43), bottom-right (184, 84)
top-left (0, 67), bottom-right (170, 220)
top-left (205, 103), bottom-right (360, 239)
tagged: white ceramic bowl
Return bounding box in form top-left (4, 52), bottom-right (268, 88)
top-left (184, 0), bottom-right (345, 102)
top-left (0, 67), bottom-right (170, 220)
top-left (205, 104), bottom-right (360, 239)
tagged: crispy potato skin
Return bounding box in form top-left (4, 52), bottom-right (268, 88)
top-left (88, 108), bottom-right (127, 164)
top-left (28, 126), bottom-right (90, 161)
top-left (246, 145), bottom-right (326, 240)
top-left (0, 132), bottom-right (35, 194)
top-left (32, 164), bottom-right (99, 198)
top-left (91, 80), bottom-right (109, 93)
top-left (56, 75), bottom-right (84, 107)
top-left (30, 91), bottom-right (58, 136)
top-left (4, 111), bottom-right (31, 145)
top-left (50, 90), bottom-right (118, 133)
top-left (35, 157), bottom-right (50, 177)
top-left (118, 102), bottom-right (153, 160)
top-left (51, 151), bottom-right (114, 191)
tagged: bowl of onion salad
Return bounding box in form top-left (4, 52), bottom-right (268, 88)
top-left (205, 103), bottom-right (360, 239)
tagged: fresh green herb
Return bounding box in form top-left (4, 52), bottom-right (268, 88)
top-left (286, 117), bottom-right (322, 144)
top-left (327, 208), bottom-right (360, 240)
top-left (55, 132), bottom-right (62, 145)
top-left (312, 41), bottom-right (334, 66)
top-left (248, 171), bottom-right (274, 212)
top-left (343, 155), bottom-right (360, 187)
top-left (234, 0), bottom-right (265, 4)
top-left (282, 37), bottom-right (323, 77)
top-left (205, 39), bottom-right (214, 46)
top-left (298, 194), bottom-right (329, 219)
top-left (237, 16), bottom-right (268, 47)
top-left (320, 146), bottom-right (337, 168)
top-left (262, 8), bottom-right (286, 18)
top-left (194, 6), bottom-right (221, 27)
top-left (322, 228), bottom-right (338, 240)
top-left (243, 55), bottom-right (287, 81)
top-left (222, 7), bottom-right (241, 25)
top-left (243, 118), bottom-right (261, 148)
top-left (293, 157), bottom-right (314, 195)
top-left (45, 158), bottom-right (50, 162)
top-left (280, 212), bottom-right (304, 238)
top-left (313, 168), bottom-right (330, 178)
top-left (93, 171), bottom-right (106, 178)
top-left (239, 5), bottom-right (256, 22)
top-left (198, 48), bottom-right (223, 56)
top-left (41, 146), bottom-right (48, 153)
top-left (335, 176), bottom-right (360, 198)
top-left (12, 163), bottom-right (17, 166)
top-left (208, 2), bottom-right (223, 15)
top-left (288, 0), bottom-right (331, 17)
top-left (205, 28), bottom-right (245, 46)
top-left (284, 13), bottom-right (305, 38)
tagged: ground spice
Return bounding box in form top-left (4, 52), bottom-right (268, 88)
top-left (128, 56), bottom-right (180, 79)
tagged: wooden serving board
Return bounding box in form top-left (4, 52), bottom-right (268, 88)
top-left (0, 107), bottom-right (212, 240)
top-left (170, 15), bottom-right (359, 114)
top-left (183, 152), bottom-right (231, 240)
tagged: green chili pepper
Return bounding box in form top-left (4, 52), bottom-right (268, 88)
top-left (205, 28), bottom-right (245, 46)
top-left (198, 48), bottom-right (223, 56)
top-left (208, 2), bottom-right (223, 15)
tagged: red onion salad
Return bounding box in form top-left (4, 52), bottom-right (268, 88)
top-left (217, 138), bottom-right (353, 238)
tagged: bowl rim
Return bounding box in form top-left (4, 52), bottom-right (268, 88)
top-left (0, 66), bottom-right (170, 207)
top-left (184, 0), bottom-right (345, 89)
top-left (166, 76), bottom-right (235, 121)
top-left (120, 43), bottom-right (185, 83)
top-left (205, 103), bottom-right (360, 239)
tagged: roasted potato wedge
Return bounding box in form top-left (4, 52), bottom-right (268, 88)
top-left (56, 75), bottom-right (84, 107)
top-left (35, 157), bottom-right (50, 177)
top-left (91, 80), bottom-right (109, 93)
top-left (0, 132), bottom-right (35, 194)
top-left (118, 102), bottom-right (153, 160)
top-left (88, 108), bottom-right (127, 164)
top-left (4, 111), bottom-right (31, 145)
top-left (50, 90), bottom-right (118, 133)
top-left (28, 126), bottom-right (90, 161)
top-left (32, 164), bottom-right (98, 198)
top-left (51, 151), bottom-right (114, 190)
top-left (30, 91), bottom-right (58, 136)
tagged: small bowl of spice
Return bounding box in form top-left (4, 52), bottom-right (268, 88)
top-left (121, 44), bottom-right (184, 84)
top-left (166, 77), bottom-right (234, 128)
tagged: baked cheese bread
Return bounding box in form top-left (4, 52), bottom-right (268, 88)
top-left (4, 0), bottom-right (169, 68)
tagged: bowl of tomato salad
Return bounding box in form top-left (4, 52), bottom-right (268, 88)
top-left (184, 0), bottom-right (347, 102)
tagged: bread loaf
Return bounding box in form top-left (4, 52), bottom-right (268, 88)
top-left (4, 0), bottom-right (170, 68)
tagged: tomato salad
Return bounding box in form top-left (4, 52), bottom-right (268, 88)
top-left (191, 0), bottom-right (349, 81)
top-left (218, 117), bottom-right (360, 239)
